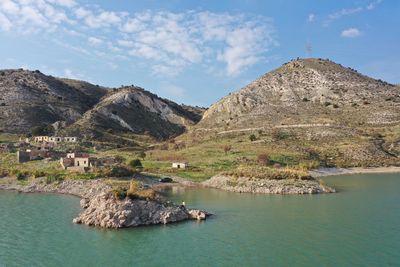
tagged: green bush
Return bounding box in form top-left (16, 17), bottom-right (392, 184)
top-left (129, 159), bottom-right (143, 168)
top-left (249, 134), bottom-right (257, 142)
top-left (16, 172), bottom-right (26, 180)
top-left (45, 174), bottom-right (64, 184)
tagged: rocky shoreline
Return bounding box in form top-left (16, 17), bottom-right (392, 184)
top-left (202, 175), bottom-right (335, 194)
top-left (0, 178), bottom-right (210, 228)
top-left (309, 167), bottom-right (400, 177)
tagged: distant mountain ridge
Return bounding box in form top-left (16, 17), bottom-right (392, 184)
top-left (0, 69), bottom-right (204, 142)
top-left (0, 69), bottom-right (108, 134)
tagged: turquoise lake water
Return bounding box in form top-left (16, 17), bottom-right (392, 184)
top-left (0, 173), bottom-right (400, 266)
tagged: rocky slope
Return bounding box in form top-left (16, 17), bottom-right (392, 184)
top-left (68, 86), bottom-right (203, 140)
top-left (0, 69), bottom-right (204, 142)
top-left (198, 58), bottom-right (400, 129)
top-left (0, 69), bottom-right (108, 133)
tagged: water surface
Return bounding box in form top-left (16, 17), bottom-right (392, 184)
top-left (0, 173), bottom-right (399, 266)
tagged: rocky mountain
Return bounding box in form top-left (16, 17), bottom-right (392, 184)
top-left (0, 69), bottom-right (204, 142)
top-left (0, 69), bottom-right (108, 133)
top-left (198, 58), bottom-right (400, 129)
top-left (66, 86), bottom-right (204, 141)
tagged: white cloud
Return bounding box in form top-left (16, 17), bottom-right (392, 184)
top-left (0, 12), bottom-right (12, 31)
top-left (88, 36), bottom-right (103, 46)
top-left (341, 27), bottom-right (362, 38)
top-left (307, 13), bottom-right (315, 22)
top-left (1, 0), bottom-right (19, 15)
top-left (367, 0), bottom-right (383, 10)
top-left (64, 68), bottom-right (78, 79)
top-left (0, 2), bottom-right (277, 77)
top-left (324, 1), bottom-right (383, 26)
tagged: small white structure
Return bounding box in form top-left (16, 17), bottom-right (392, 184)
top-left (33, 136), bottom-right (78, 143)
top-left (172, 162), bottom-right (189, 169)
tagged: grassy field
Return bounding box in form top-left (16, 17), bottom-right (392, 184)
top-left (0, 123), bottom-right (398, 183)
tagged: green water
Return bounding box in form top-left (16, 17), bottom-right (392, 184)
top-left (0, 173), bottom-right (400, 267)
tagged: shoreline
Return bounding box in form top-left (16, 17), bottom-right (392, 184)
top-left (309, 166), bottom-right (400, 178)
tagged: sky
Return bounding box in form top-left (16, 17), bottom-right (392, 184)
top-left (0, 0), bottom-right (399, 107)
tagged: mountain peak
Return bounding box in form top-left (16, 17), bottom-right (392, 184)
top-left (199, 59), bottom-right (400, 128)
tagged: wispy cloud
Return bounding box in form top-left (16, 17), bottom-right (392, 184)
top-left (341, 27), bottom-right (362, 38)
top-left (0, 1), bottom-right (277, 77)
top-left (323, 0), bottom-right (384, 26)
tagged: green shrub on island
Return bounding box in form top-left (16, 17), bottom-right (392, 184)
top-left (110, 180), bottom-right (156, 201)
top-left (127, 180), bottom-right (155, 200)
top-left (45, 174), bottom-right (64, 184)
top-left (68, 172), bottom-right (97, 180)
top-left (222, 166), bottom-right (312, 180)
top-left (33, 170), bottom-right (47, 178)
top-left (16, 172), bottom-right (26, 180)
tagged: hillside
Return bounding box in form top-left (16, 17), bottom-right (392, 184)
top-left (151, 58), bottom-right (400, 178)
top-left (65, 86), bottom-right (204, 144)
top-left (0, 69), bottom-right (108, 134)
top-left (199, 58), bottom-right (400, 129)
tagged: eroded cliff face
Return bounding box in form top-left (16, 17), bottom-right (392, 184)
top-left (71, 87), bottom-right (204, 140)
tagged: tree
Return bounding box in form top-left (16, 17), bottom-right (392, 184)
top-left (223, 145), bottom-right (232, 154)
top-left (257, 153), bottom-right (269, 166)
top-left (129, 159), bottom-right (143, 168)
top-left (31, 124), bottom-right (54, 136)
top-left (249, 134), bottom-right (257, 142)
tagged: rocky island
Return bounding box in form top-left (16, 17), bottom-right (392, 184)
top-left (0, 178), bottom-right (209, 228)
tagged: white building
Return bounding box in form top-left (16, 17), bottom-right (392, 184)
top-left (172, 162), bottom-right (189, 169)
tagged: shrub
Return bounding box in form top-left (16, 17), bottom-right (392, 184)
top-left (126, 180), bottom-right (156, 200)
top-left (129, 159), bottom-right (143, 168)
top-left (33, 170), bottom-right (46, 178)
top-left (112, 188), bottom-right (127, 200)
top-left (223, 145), bottom-right (232, 154)
top-left (31, 125), bottom-right (54, 136)
top-left (272, 129), bottom-right (290, 140)
top-left (257, 153), bottom-right (270, 166)
top-left (324, 102), bottom-right (331, 107)
top-left (45, 174), bottom-right (64, 184)
top-left (108, 166), bottom-right (134, 177)
top-left (249, 134), bottom-right (257, 142)
top-left (16, 172), bottom-right (26, 180)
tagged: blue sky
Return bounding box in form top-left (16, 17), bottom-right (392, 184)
top-left (0, 0), bottom-right (399, 107)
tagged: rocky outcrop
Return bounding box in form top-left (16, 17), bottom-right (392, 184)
top-left (203, 175), bottom-right (335, 194)
top-left (72, 193), bottom-right (209, 228)
top-left (0, 178), bottom-right (210, 228)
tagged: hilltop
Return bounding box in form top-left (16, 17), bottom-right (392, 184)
top-left (66, 86), bottom-right (204, 145)
top-left (0, 69), bottom-right (108, 133)
top-left (0, 69), bottom-right (204, 145)
top-left (199, 58), bottom-right (400, 129)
